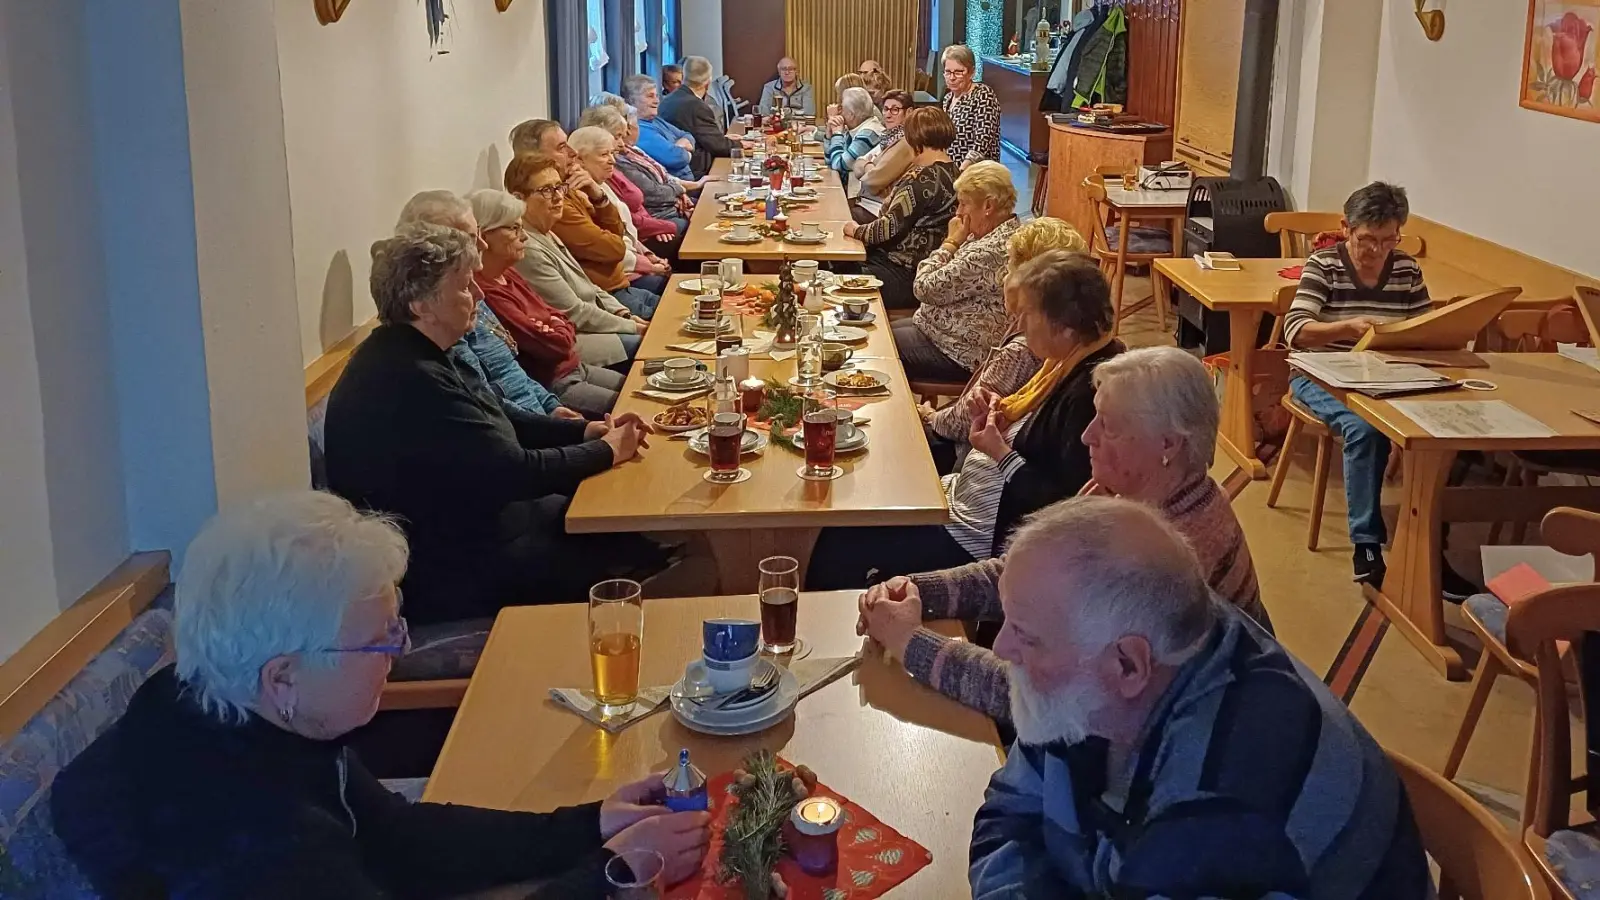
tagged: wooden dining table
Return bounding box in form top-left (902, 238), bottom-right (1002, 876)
top-left (1294, 352), bottom-right (1600, 679)
top-left (566, 274), bottom-right (948, 594)
top-left (1151, 256), bottom-right (1504, 485)
top-left (679, 159), bottom-right (864, 266)
top-left (424, 592), bottom-right (1005, 899)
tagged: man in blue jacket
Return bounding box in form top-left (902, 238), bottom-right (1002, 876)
top-left (626, 74), bottom-right (696, 180)
top-left (968, 497), bottom-right (1430, 899)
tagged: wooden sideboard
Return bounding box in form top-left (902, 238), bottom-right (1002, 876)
top-left (981, 56), bottom-right (1050, 163)
top-left (1174, 0), bottom-right (1245, 176)
top-left (1044, 121), bottom-right (1174, 241)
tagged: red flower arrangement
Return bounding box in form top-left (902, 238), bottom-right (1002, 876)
top-left (762, 156), bottom-right (791, 175)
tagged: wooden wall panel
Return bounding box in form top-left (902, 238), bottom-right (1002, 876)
top-left (1174, 0), bottom-right (1244, 166)
top-left (721, 0), bottom-right (788, 107)
top-left (1123, 0), bottom-right (1181, 127)
top-left (785, 0), bottom-right (925, 108)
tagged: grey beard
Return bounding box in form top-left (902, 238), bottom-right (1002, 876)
top-left (1008, 665), bottom-right (1106, 747)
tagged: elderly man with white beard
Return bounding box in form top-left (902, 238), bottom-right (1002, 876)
top-left (967, 497), bottom-right (1430, 899)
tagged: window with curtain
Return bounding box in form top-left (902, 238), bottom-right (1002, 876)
top-left (662, 0), bottom-right (678, 67)
top-left (635, 0), bottom-right (648, 60)
top-left (587, 0), bottom-right (610, 73)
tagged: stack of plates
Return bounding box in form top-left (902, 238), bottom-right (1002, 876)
top-left (671, 662), bottom-right (799, 735)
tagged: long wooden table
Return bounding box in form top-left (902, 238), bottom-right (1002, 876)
top-left (1152, 257), bottom-right (1503, 484)
top-left (424, 593), bottom-right (1004, 899)
top-left (680, 159), bottom-right (864, 265)
top-left (566, 275), bottom-right (948, 593)
top-left (1296, 353), bottom-right (1600, 679)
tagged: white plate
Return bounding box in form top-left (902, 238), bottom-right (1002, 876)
top-left (681, 316), bottom-right (733, 334)
top-left (719, 233), bottom-right (765, 245)
top-left (822, 325), bottom-right (870, 344)
top-left (781, 233), bottom-right (829, 245)
top-left (834, 311), bottom-right (877, 326)
top-left (677, 278), bottom-right (745, 294)
top-left (830, 276), bottom-right (883, 292)
top-left (789, 424), bottom-right (869, 453)
top-left (671, 666), bottom-right (799, 735)
top-left (823, 369), bottom-right (890, 392)
top-left (647, 370), bottom-right (711, 392)
top-left (686, 428), bottom-right (765, 456)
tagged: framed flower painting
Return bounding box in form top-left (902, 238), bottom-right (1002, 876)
top-left (1522, 0), bottom-right (1600, 122)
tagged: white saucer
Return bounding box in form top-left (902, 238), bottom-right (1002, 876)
top-left (790, 425), bottom-right (869, 453)
top-left (677, 277), bottom-right (745, 294)
top-left (719, 233), bottom-right (764, 245)
top-left (781, 232), bottom-right (829, 244)
top-left (647, 370), bottom-right (711, 391)
top-left (835, 311), bottom-right (877, 326)
top-left (686, 428), bottom-right (766, 456)
top-left (671, 664), bottom-right (799, 735)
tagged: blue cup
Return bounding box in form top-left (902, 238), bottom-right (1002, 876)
top-left (702, 618), bottom-right (761, 662)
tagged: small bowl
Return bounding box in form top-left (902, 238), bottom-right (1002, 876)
top-left (820, 342), bottom-right (853, 372)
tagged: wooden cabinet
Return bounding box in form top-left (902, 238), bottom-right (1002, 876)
top-left (1044, 122), bottom-right (1174, 242)
top-left (1173, 0), bottom-right (1245, 176)
top-left (981, 56), bottom-right (1051, 163)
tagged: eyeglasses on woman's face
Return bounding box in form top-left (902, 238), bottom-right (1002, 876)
top-left (530, 182), bottom-right (571, 201)
top-left (884, 103), bottom-right (906, 116)
top-left (488, 223), bottom-right (529, 240)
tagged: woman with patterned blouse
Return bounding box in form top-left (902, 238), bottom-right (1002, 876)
top-left (941, 45), bottom-right (1002, 169)
top-left (895, 161), bottom-right (1020, 383)
top-left (843, 107), bottom-right (958, 310)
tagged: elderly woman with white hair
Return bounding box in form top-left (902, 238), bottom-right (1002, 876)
top-left (466, 189), bottom-right (628, 416)
top-left (856, 345), bottom-right (1269, 723)
top-left (940, 44), bottom-right (1001, 168)
top-left (566, 125), bottom-right (668, 309)
top-left (579, 105), bottom-right (688, 261)
top-left (895, 160), bottom-right (1022, 382)
top-left (824, 86), bottom-right (887, 184)
top-left (51, 492), bottom-right (710, 897)
top-left (322, 224), bottom-right (658, 625)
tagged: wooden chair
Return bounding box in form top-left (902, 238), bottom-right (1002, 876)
top-left (1264, 210), bottom-right (1426, 258)
top-left (1261, 286), bottom-right (1338, 549)
top-left (1443, 507), bottom-right (1600, 780)
top-left (1353, 288), bottom-right (1524, 352)
top-left (1083, 175), bottom-right (1171, 336)
top-left (910, 379), bottom-right (969, 405)
top-left (1576, 285), bottom-right (1600, 345)
top-left (1389, 749), bottom-right (1551, 900)
top-left (1505, 531), bottom-right (1600, 899)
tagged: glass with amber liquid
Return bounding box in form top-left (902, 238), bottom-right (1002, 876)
top-left (589, 579), bottom-right (644, 714)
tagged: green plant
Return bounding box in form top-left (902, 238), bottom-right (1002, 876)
top-left (757, 380), bottom-right (803, 433)
top-left (717, 751), bottom-right (817, 899)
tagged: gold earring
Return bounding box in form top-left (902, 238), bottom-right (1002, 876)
top-left (1161, 456), bottom-right (1170, 467)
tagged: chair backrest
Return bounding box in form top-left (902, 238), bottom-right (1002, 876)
top-left (1352, 287), bottom-right (1524, 352)
top-left (1575, 285), bottom-right (1600, 347)
top-left (1389, 750), bottom-right (1551, 900)
top-left (1081, 175), bottom-right (1114, 255)
top-left (1265, 283), bottom-right (1298, 347)
top-left (1263, 210), bottom-right (1425, 258)
top-left (1487, 303), bottom-right (1590, 353)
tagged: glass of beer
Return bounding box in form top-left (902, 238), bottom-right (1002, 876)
top-left (589, 579), bottom-right (644, 715)
top-left (706, 411), bottom-right (746, 482)
top-left (758, 556), bottom-right (800, 654)
top-left (802, 388), bottom-right (839, 478)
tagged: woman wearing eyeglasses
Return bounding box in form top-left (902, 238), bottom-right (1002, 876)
top-left (52, 492), bottom-right (711, 899)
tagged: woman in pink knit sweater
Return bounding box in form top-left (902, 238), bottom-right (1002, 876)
top-left (858, 346), bottom-right (1267, 722)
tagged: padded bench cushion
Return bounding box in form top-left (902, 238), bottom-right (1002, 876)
top-left (389, 618), bottom-right (493, 683)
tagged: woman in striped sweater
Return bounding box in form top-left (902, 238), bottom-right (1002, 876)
top-left (858, 346), bottom-right (1269, 722)
top-left (823, 87), bottom-right (886, 187)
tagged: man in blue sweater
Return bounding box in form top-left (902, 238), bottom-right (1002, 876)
top-left (626, 75), bottom-right (696, 180)
top-left (969, 496), bottom-right (1430, 898)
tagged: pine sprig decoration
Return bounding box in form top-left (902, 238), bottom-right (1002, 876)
top-left (717, 751), bottom-right (800, 899)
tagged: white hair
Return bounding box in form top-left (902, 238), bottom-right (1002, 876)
top-left (683, 55), bottom-right (714, 88)
top-left (567, 125), bottom-right (616, 158)
top-left (174, 492), bottom-right (408, 724)
top-left (622, 73), bottom-right (656, 106)
top-left (840, 87), bottom-right (878, 127)
top-left (579, 104), bottom-right (629, 137)
top-left (1007, 496), bottom-right (1218, 666)
top-left (1090, 346), bottom-right (1220, 472)
top-left (394, 189), bottom-right (470, 232)
top-left (466, 188), bottom-right (525, 232)
top-left (942, 44), bottom-right (976, 70)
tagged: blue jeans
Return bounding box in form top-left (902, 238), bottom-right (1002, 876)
top-left (1290, 375), bottom-right (1389, 546)
top-left (611, 284), bottom-right (661, 318)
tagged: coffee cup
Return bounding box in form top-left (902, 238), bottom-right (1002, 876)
top-left (795, 222), bottom-right (821, 240)
top-left (662, 357), bottom-right (699, 384)
top-left (719, 258), bottom-right (744, 289)
top-left (820, 342), bottom-right (853, 371)
top-left (731, 223), bottom-right (753, 241)
top-left (703, 618), bottom-right (761, 662)
top-left (687, 653), bottom-right (758, 695)
top-left (840, 298), bottom-right (869, 320)
top-left (694, 294), bottom-right (721, 323)
top-left (792, 259), bottom-right (819, 284)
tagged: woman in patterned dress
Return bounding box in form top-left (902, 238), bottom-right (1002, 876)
top-left (843, 107), bottom-right (959, 310)
top-left (940, 44), bottom-right (1002, 169)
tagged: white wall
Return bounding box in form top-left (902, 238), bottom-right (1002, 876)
top-left (680, 0), bottom-right (723, 75)
top-left (275, 0), bottom-right (551, 363)
top-left (1368, 0), bottom-right (1600, 276)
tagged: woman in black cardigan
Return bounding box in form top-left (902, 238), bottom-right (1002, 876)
top-left (808, 251), bottom-right (1119, 588)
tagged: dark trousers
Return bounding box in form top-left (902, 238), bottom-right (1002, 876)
top-left (806, 524), bottom-right (976, 590)
top-left (893, 320), bottom-right (973, 382)
top-left (866, 255), bottom-right (918, 310)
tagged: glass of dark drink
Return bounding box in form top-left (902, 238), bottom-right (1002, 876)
top-left (802, 388), bottom-right (839, 478)
top-left (789, 172), bottom-right (805, 192)
top-left (714, 315), bottom-right (741, 354)
top-left (748, 170), bottom-right (764, 191)
top-left (705, 412), bottom-right (746, 483)
top-left (758, 556), bottom-right (800, 654)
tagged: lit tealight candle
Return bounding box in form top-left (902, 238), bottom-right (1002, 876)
top-left (788, 795), bottom-right (843, 875)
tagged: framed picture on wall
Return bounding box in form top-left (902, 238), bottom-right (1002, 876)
top-left (1521, 0), bottom-right (1600, 122)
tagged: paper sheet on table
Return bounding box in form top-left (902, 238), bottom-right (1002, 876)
top-left (1289, 351), bottom-right (1450, 386)
top-left (1481, 545), bottom-right (1594, 585)
top-left (750, 330), bottom-right (794, 361)
top-left (1388, 399), bottom-right (1557, 439)
top-left (665, 337), bottom-right (772, 356)
top-left (1559, 344), bottom-right (1600, 373)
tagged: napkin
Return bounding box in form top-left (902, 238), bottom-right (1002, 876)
top-left (548, 686), bottom-right (673, 733)
top-left (666, 338), bottom-right (772, 356)
top-left (790, 654), bottom-right (861, 699)
top-left (633, 387), bottom-right (712, 403)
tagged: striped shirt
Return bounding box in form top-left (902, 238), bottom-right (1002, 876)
top-left (903, 476), bottom-right (1269, 721)
top-left (942, 417), bottom-right (1031, 558)
top-left (1282, 243), bottom-right (1431, 350)
top-left (928, 335), bottom-right (1042, 442)
top-left (970, 605), bottom-right (1432, 899)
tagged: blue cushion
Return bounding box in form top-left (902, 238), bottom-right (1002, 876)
top-left (0, 608), bottom-right (174, 898)
top-left (1105, 224), bottom-right (1174, 255)
top-left (1463, 592), bottom-right (1507, 647)
top-left (1546, 828), bottom-right (1600, 897)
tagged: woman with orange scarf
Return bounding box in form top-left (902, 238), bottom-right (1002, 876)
top-left (808, 250), bottom-right (1120, 589)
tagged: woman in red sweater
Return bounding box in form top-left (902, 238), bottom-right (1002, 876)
top-left (469, 189), bottom-right (623, 417)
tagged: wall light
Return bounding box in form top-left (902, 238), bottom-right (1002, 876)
top-left (1415, 0), bottom-right (1445, 42)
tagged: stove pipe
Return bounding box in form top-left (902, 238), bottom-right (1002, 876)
top-left (1229, 0), bottom-right (1280, 181)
